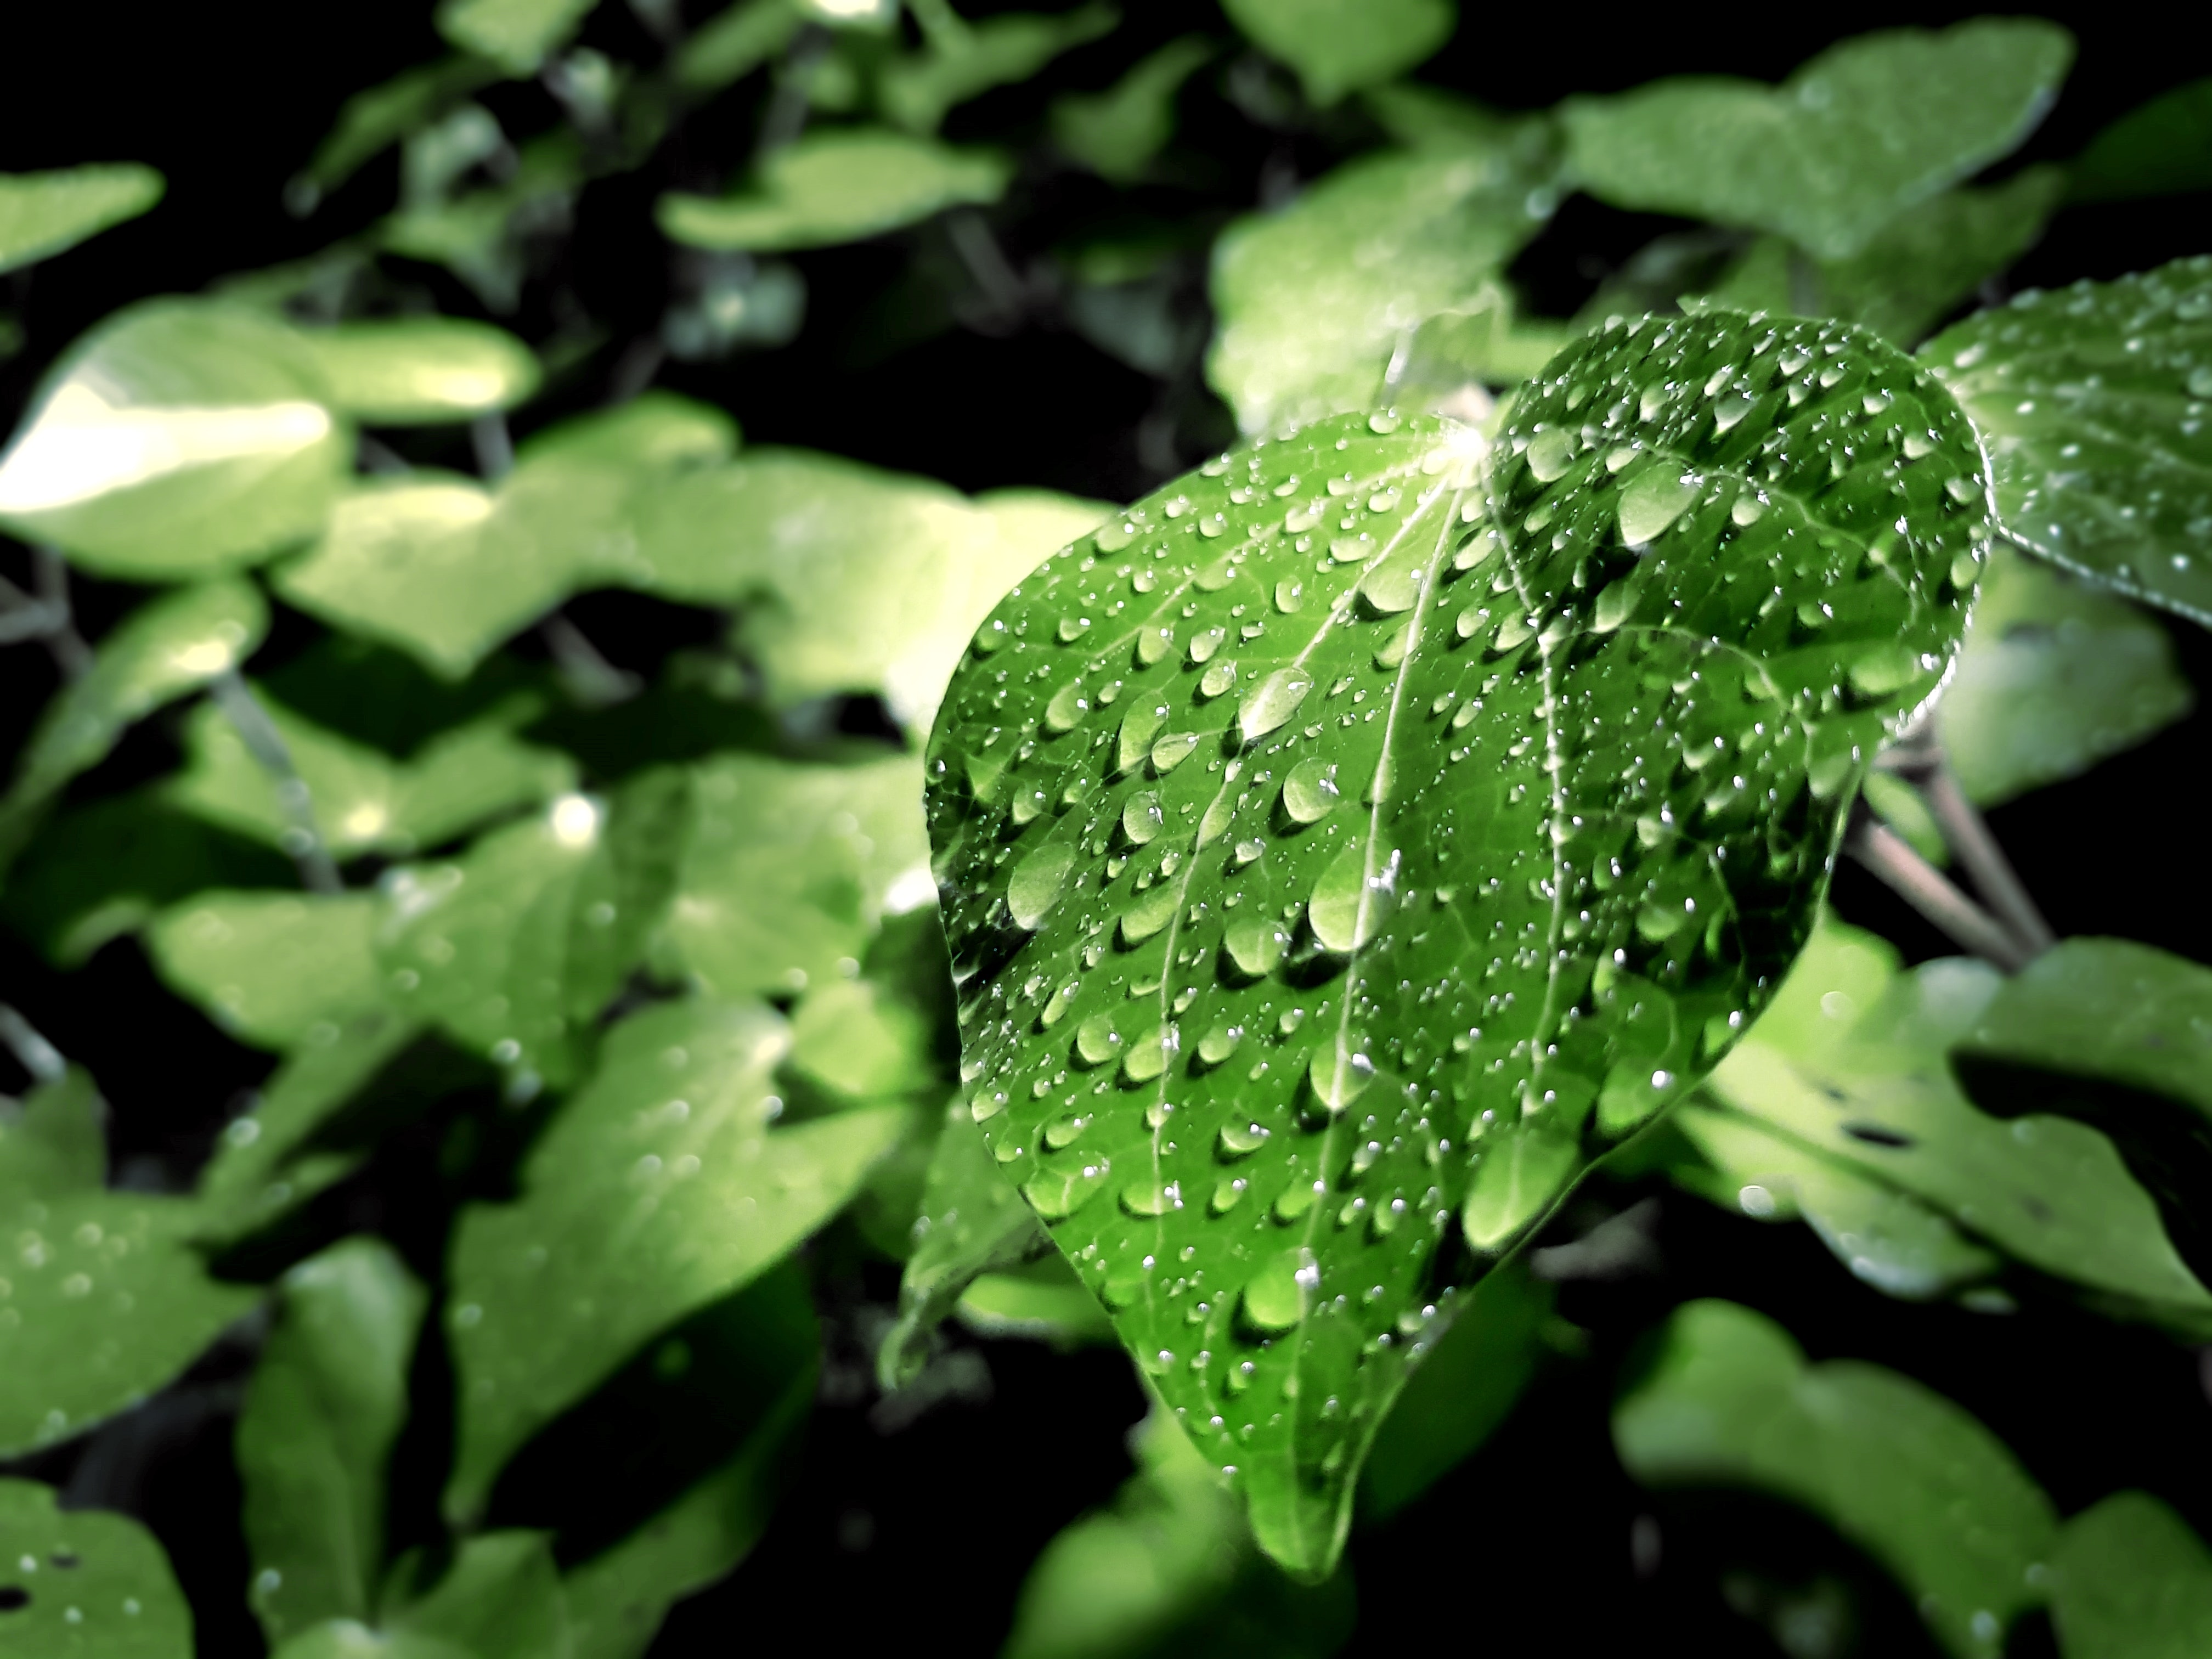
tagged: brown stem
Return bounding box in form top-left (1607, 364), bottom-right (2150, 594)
top-left (1920, 763), bottom-right (2057, 956)
top-left (1847, 820), bottom-right (2032, 972)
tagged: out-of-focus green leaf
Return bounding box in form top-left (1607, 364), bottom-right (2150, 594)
top-left (1860, 771), bottom-right (1948, 867)
top-left (657, 129), bottom-right (1010, 252)
top-left (168, 691), bottom-right (577, 859)
top-left (374, 1531), bottom-right (571, 1659)
top-left (1002, 1407), bottom-right (1356, 1659)
top-left (238, 1238), bottom-right (427, 1646)
top-left (1051, 36), bottom-right (1210, 183)
top-left (443, 996), bottom-right (903, 1520)
top-left (1220, 0), bottom-right (1452, 108)
top-left (147, 891), bottom-right (386, 1052)
top-left (1378, 284), bottom-right (1569, 415)
top-left (0, 163), bottom-right (164, 274)
top-left (0, 1068), bottom-right (106, 1208)
top-left (437, 0), bottom-right (595, 75)
top-left (1615, 1299), bottom-right (2056, 1659)
top-left (2069, 77), bottom-right (2212, 204)
top-left (0, 1477), bottom-right (193, 1657)
top-left (1361, 82), bottom-right (1514, 149)
top-left (1924, 255), bottom-right (2212, 628)
top-left (290, 57), bottom-right (500, 210)
top-left (1939, 543), bottom-right (2192, 806)
top-left (514, 391), bottom-right (738, 473)
top-left (0, 580), bottom-right (269, 876)
top-left (1357, 1261), bottom-right (1550, 1520)
top-left (382, 133), bottom-right (579, 314)
top-left (882, 5), bottom-right (1118, 135)
top-left (673, 0), bottom-right (803, 92)
top-left (0, 301), bottom-right (351, 577)
top-left (664, 753), bottom-right (928, 1000)
top-left (788, 978), bottom-right (936, 1100)
top-left (1562, 21), bottom-right (2074, 259)
top-left (2050, 1491), bottom-right (2212, 1658)
top-left (1207, 133), bottom-right (1557, 432)
top-left (301, 319), bottom-right (541, 424)
top-left (955, 1254), bottom-right (1115, 1344)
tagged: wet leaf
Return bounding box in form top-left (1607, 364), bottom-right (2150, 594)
top-left (2050, 1491), bottom-right (2212, 1658)
top-left (147, 891), bottom-right (386, 1052)
top-left (1219, 0), bottom-right (1453, 108)
top-left (1615, 1299), bottom-right (2055, 1659)
top-left (657, 129), bottom-right (1011, 252)
top-left (1207, 133), bottom-right (1558, 434)
top-left (928, 313), bottom-right (1989, 1574)
top-left (1923, 255), bottom-right (2212, 628)
top-left (1562, 21), bottom-right (2074, 259)
top-left (0, 163), bottom-right (164, 274)
top-left (881, 5), bottom-right (1119, 135)
top-left (301, 318), bottom-right (541, 424)
top-left (0, 1477), bottom-right (193, 1657)
top-left (238, 1238), bottom-right (427, 1646)
top-left (437, 0), bottom-right (594, 74)
top-left (0, 300), bottom-right (351, 577)
top-left (1051, 36), bottom-right (1211, 184)
top-left (442, 996), bottom-right (904, 1520)
top-left (1938, 543), bottom-right (2192, 806)
top-left (2068, 77), bottom-right (2212, 204)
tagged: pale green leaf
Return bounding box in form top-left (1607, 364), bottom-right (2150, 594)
top-left (1206, 134), bottom-right (1558, 433)
top-left (1860, 770), bottom-right (1948, 866)
top-left (239, 1238), bottom-right (427, 1646)
top-left (955, 1255), bottom-right (1115, 1344)
top-left (380, 133), bottom-right (580, 314)
top-left (788, 978), bottom-right (937, 1100)
top-left (0, 1478), bottom-right (193, 1657)
top-left (657, 129), bottom-right (1011, 252)
top-left (882, 5), bottom-right (1119, 135)
top-left (1361, 82), bottom-right (1516, 150)
top-left (1378, 284), bottom-right (1572, 416)
top-left (0, 300), bottom-right (351, 577)
top-left (1562, 21), bottom-right (2074, 259)
top-left (2051, 1491), bottom-right (2212, 1658)
top-left (2069, 77), bottom-right (2212, 204)
top-left (302, 319), bottom-right (541, 424)
top-left (1051, 36), bottom-right (1211, 183)
top-left (380, 1532), bottom-right (571, 1659)
top-left (0, 1068), bottom-right (106, 1209)
top-left (443, 997), bottom-right (904, 1520)
top-left (1923, 255), bottom-right (2212, 627)
top-left (1220, 0), bottom-right (1453, 108)
top-left (673, 0), bottom-right (803, 92)
top-left (291, 56), bottom-right (500, 207)
top-left (437, 0), bottom-right (596, 74)
top-left (1939, 542), bottom-right (2192, 806)
top-left (147, 890), bottom-right (386, 1051)
top-left (928, 314), bottom-right (1989, 1575)
top-left (0, 163), bottom-right (164, 275)
top-left (514, 391), bottom-right (738, 473)
top-left (1615, 1299), bottom-right (2056, 1658)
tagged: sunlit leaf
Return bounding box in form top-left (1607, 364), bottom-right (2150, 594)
top-left (2050, 1491), bottom-right (2212, 1658)
top-left (1207, 133), bottom-right (1558, 433)
top-left (1859, 770), bottom-right (1948, 866)
top-left (514, 391), bottom-right (738, 473)
top-left (1923, 255), bottom-right (2212, 628)
top-left (1051, 36), bottom-right (1211, 183)
top-left (301, 318), bottom-right (541, 424)
top-left (928, 314), bottom-right (1989, 1574)
top-left (673, 0), bottom-right (804, 93)
top-left (238, 1237), bottom-right (427, 1646)
top-left (1938, 543), bottom-right (2192, 806)
top-left (147, 890), bottom-right (386, 1052)
top-left (1614, 1299), bottom-right (2056, 1658)
top-left (443, 996), bottom-right (904, 1520)
top-left (2068, 77), bottom-right (2212, 204)
top-left (0, 301), bottom-right (350, 577)
top-left (0, 1477), bottom-right (193, 1657)
top-left (788, 978), bottom-right (938, 1101)
top-left (1562, 21), bottom-right (2074, 259)
top-left (1380, 285), bottom-right (1571, 415)
top-left (437, 0), bottom-right (595, 75)
top-left (0, 163), bottom-right (164, 275)
top-left (657, 129), bottom-right (1011, 252)
top-left (1220, 0), bottom-right (1453, 108)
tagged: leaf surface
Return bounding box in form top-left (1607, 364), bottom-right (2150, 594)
top-left (927, 312), bottom-right (1989, 1573)
top-left (1051, 36), bottom-right (1212, 183)
top-left (881, 5), bottom-right (1119, 135)
top-left (436, 0), bottom-right (593, 74)
top-left (2050, 1492), bottom-right (2212, 1658)
top-left (2068, 77), bottom-right (2212, 204)
top-left (0, 1477), bottom-right (193, 1657)
top-left (0, 163), bottom-right (164, 274)
top-left (301, 319), bottom-right (541, 424)
top-left (1219, 0), bottom-right (1453, 108)
top-left (657, 129), bottom-right (1009, 252)
top-left (148, 890), bottom-right (387, 1051)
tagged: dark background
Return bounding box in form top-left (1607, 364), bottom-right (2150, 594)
top-left (3, 4), bottom-right (2207, 1654)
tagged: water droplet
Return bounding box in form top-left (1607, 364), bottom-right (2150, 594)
top-left (1075, 1013), bottom-right (1121, 1065)
top-left (1368, 411), bottom-right (1401, 433)
top-left (1310, 838), bottom-right (1396, 953)
top-left (1200, 659), bottom-right (1238, 698)
top-left (1526, 427), bottom-right (1575, 482)
top-left (1219, 1119), bottom-right (1269, 1157)
top-left (1118, 702), bottom-right (1166, 774)
top-left (1007, 843), bottom-right (1073, 929)
top-left (1360, 554), bottom-right (1423, 614)
top-left (1329, 535), bottom-right (1370, 563)
top-left (1122, 1179), bottom-right (1175, 1216)
top-left (1307, 1039), bottom-right (1374, 1113)
top-left (1211, 1177), bottom-right (1249, 1214)
top-left (1280, 757), bottom-right (1339, 822)
top-left (1136, 627), bottom-right (1172, 666)
top-left (1188, 627), bottom-right (1227, 665)
top-left (1241, 1247), bottom-right (1318, 1331)
top-left (2189, 366), bottom-right (2212, 399)
top-left (1122, 1025), bottom-right (1171, 1082)
top-left (1044, 681), bottom-right (1087, 732)
top-left (1024, 1165), bottom-right (1107, 1221)
top-left (1198, 792), bottom-right (1236, 847)
top-left (1729, 493), bottom-right (1766, 526)
top-left (1044, 1114), bottom-right (1085, 1150)
top-left (1223, 915), bottom-right (1289, 978)
top-left (1122, 792), bottom-right (1164, 844)
top-left (1121, 883), bottom-right (1180, 945)
top-left (1618, 467), bottom-right (1700, 544)
top-left (1238, 667), bottom-right (1314, 742)
top-left (1274, 578), bottom-right (1306, 612)
top-left (1374, 622), bottom-right (1413, 668)
top-left (1199, 1022), bottom-right (1244, 1066)
top-left (1151, 731), bottom-right (1201, 772)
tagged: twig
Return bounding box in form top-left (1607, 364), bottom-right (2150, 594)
top-left (32, 547), bottom-right (93, 681)
top-left (945, 209), bottom-right (1028, 326)
top-left (470, 412), bottom-right (516, 481)
top-left (540, 612), bottom-right (641, 706)
top-left (1846, 819), bottom-right (2031, 972)
top-left (1919, 763), bottom-right (2056, 955)
top-left (358, 432), bottom-right (413, 475)
top-left (0, 1002), bottom-right (67, 1082)
top-left (755, 25), bottom-right (827, 161)
top-left (208, 672), bottom-right (344, 895)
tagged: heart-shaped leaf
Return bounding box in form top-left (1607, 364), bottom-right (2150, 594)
top-left (924, 309), bottom-right (1989, 1573)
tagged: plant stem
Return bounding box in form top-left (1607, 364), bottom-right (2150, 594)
top-left (32, 547), bottom-right (93, 681)
top-left (208, 671), bottom-right (344, 895)
top-left (471, 412), bottom-right (515, 481)
top-left (0, 1002), bottom-right (67, 1082)
top-left (1846, 819), bottom-right (2031, 972)
top-left (1919, 762), bottom-right (2057, 955)
top-left (540, 611), bottom-right (641, 706)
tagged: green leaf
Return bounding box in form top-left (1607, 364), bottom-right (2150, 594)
top-left (1922, 255), bottom-right (2212, 628)
top-left (381, 133), bottom-right (580, 314)
top-left (377, 1531), bottom-right (572, 1659)
top-left (657, 129), bottom-right (1011, 252)
top-left (1356, 1259), bottom-right (1550, 1519)
top-left (0, 1477), bottom-right (193, 1657)
top-left (2050, 1491), bottom-right (2212, 1657)
top-left (927, 314), bottom-right (1990, 1576)
top-left (1938, 542), bottom-right (2193, 806)
top-left (1561, 21), bottom-right (2074, 259)
top-left (0, 580), bottom-right (269, 877)
top-left (881, 5), bottom-right (1119, 136)
top-left (0, 163), bottom-right (164, 275)
top-left (514, 391), bottom-right (738, 473)
top-left (437, 0), bottom-right (595, 75)
top-left (0, 1069), bottom-right (107, 1208)
top-left (1206, 133), bottom-right (1559, 434)
top-left (2069, 77), bottom-right (2212, 204)
top-left (301, 319), bottom-right (541, 425)
top-left (1379, 285), bottom-right (1572, 415)
top-left (238, 1238), bottom-right (428, 1646)
top-left (788, 978), bottom-right (937, 1100)
top-left (0, 300), bottom-right (351, 577)
top-left (1050, 36), bottom-right (1211, 184)
top-left (443, 996), bottom-right (904, 1520)
top-left (955, 1255), bottom-right (1116, 1345)
top-left (290, 56), bottom-right (500, 209)
top-left (1219, 0), bottom-right (1453, 108)
top-left (168, 690), bottom-right (577, 859)
top-left (1952, 938), bottom-right (2212, 1284)
top-left (1859, 771), bottom-right (1948, 867)
top-left (664, 753), bottom-right (930, 998)
top-left (1361, 82), bottom-right (1516, 150)
top-left (146, 890), bottom-right (386, 1051)
top-left (673, 0), bottom-right (804, 93)
top-left (1615, 1299), bottom-right (2056, 1659)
